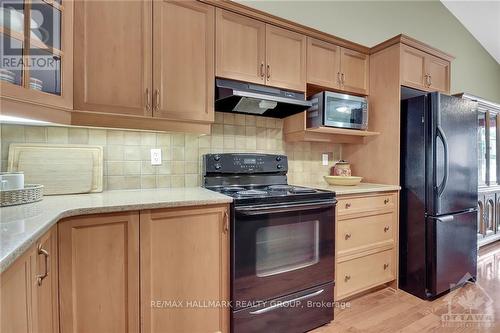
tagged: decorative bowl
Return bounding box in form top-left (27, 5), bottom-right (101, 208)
top-left (323, 176), bottom-right (363, 186)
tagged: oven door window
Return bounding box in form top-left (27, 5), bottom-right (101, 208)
top-left (256, 220), bottom-right (319, 277)
top-left (325, 95), bottom-right (366, 128)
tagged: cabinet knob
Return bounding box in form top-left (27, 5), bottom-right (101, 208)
top-left (345, 203), bottom-right (351, 209)
top-left (344, 275), bottom-right (351, 282)
top-left (266, 64), bottom-right (271, 80)
top-left (384, 198), bottom-right (390, 205)
top-left (341, 73), bottom-right (345, 85)
top-left (383, 263), bottom-right (390, 270)
top-left (345, 233), bottom-right (352, 240)
top-left (260, 62), bottom-right (265, 78)
top-left (384, 226), bottom-right (390, 232)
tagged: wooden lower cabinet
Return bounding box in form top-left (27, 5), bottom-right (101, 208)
top-left (0, 225), bottom-right (58, 333)
top-left (337, 249), bottom-right (395, 300)
top-left (0, 245), bottom-right (36, 333)
top-left (58, 212), bottom-right (140, 333)
top-left (140, 205), bottom-right (229, 333)
top-left (335, 191), bottom-right (399, 300)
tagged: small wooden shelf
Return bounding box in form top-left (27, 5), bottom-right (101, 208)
top-left (283, 112), bottom-right (380, 143)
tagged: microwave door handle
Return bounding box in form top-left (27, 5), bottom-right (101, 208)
top-left (236, 202), bottom-right (334, 215)
top-left (249, 289), bottom-right (325, 315)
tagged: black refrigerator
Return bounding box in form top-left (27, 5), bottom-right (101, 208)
top-left (399, 91), bottom-right (478, 300)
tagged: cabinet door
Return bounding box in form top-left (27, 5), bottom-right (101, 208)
top-left (0, 0), bottom-right (73, 110)
top-left (74, 0), bottom-right (152, 116)
top-left (400, 45), bottom-right (427, 90)
top-left (153, 0), bottom-right (214, 122)
top-left (340, 48), bottom-right (369, 95)
top-left (216, 9), bottom-right (265, 84)
top-left (33, 226), bottom-right (59, 333)
top-left (0, 246), bottom-right (36, 333)
top-left (265, 25), bottom-right (306, 92)
top-left (425, 54), bottom-right (450, 93)
top-left (59, 212), bottom-right (140, 333)
top-left (306, 37), bottom-right (341, 90)
top-left (141, 205), bottom-right (229, 333)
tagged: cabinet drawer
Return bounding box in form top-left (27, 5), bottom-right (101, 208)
top-left (336, 249), bottom-right (394, 300)
top-left (337, 212), bottom-right (395, 257)
top-left (337, 193), bottom-right (396, 217)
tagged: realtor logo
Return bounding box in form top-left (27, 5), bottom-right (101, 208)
top-left (441, 273), bottom-right (495, 328)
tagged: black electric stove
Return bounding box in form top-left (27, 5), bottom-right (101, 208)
top-left (203, 153), bottom-right (335, 205)
top-left (203, 153), bottom-right (336, 333)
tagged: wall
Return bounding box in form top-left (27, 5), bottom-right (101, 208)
top-left (239, 0), bottom-right (500, 103)
top-left (0, 113), bottom-right (341, 190)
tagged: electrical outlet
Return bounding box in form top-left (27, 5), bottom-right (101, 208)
top-left (322, 153), bottom-right (329, 166)
top-left (151, 149), bottom-right (162, 165)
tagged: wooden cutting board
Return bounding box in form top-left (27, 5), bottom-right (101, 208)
top-left (8, 144), bottom-right (103, 195)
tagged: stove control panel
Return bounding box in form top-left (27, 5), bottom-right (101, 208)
top-left (203, 153), bottom-right (288, 174)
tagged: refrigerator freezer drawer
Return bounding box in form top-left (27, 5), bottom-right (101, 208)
top-left (427, 210), bottom-right (478, 297)
top-left (232, 282), bottom-right (334, 333)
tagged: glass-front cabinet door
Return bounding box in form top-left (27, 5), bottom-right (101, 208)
top-left (0, 0), bottom-right (72, 109)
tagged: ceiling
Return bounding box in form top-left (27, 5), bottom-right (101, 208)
top-left (441, 0), bottom-right (500, 64)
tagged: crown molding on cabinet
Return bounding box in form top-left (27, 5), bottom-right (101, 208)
top-left (199, 0), bottom-right (370, 54)
top-left (370, 34), bottom-right (455, 61)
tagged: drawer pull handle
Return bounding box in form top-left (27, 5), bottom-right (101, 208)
top-left (345, 233), bottom-right (352, 240)
top-left (345, 203), bottom-right (351, 209)
top-left (384, 263), bottom-right (390, 270)
top-left (384, 199), bottom-right (390, 204)
top-left (344, 275), bottom-right (351, 282)
top-left (384, 226), bottom-right (390, 232)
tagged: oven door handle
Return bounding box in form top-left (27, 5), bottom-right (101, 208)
top-left (235, 202), bottom-right (334, 215)
top-left (249, 289), bottom-right (325, 315)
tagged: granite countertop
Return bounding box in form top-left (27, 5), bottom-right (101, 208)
top-left (296, 182), bottom-right (401, 196)
top-left (0, 187), bottom-right (232, 274)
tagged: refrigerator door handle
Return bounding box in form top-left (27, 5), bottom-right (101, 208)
top-left (436, 125), bottom-right (449, 197)
top-left (435, 215), bottom-right (454, 223)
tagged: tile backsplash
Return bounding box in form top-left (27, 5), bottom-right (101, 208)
top-left (0, 113), bottom-right (341, 190)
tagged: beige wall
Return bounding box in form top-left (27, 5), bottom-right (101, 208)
top-left (0, 113), bottom-right (341, 190)
top-left (240, 0), bottom-right (500, 103)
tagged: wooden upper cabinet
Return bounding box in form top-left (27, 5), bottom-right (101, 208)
top-left (0, 0), bottom-right (73, 110)
top-left (59, 212), bottom-right (140, 333)
top-left (141, 205), bottom-right (229, 333)
top-left (74, 0), bottom-right (152, 116)
top-left (153, 0), bottom-right (214, 123)
top-left (306, 37), bottom-right (368, 95)
top-left (266, 25), bottom-right (306, 92)
top-left (307, 37), bottom-right (341, 90)
top-left (400, 44), bottom-right (450, 93)
top-left (400, 45), bottom-right (427, 90)
top-left (340, 48), bottom-right (369, 95)
top-left (216, 9), bottom-right (266, 84)
top-left (426, 54), bottom-right (450, 93)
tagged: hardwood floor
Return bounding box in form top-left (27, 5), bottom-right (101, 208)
top-left (313, 242), bottom-right (500, 332)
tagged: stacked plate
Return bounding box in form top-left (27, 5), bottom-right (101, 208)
top-left (0, 69), bottom-right (16, 84)
top-left (29, 77), bottom-right (43, 91)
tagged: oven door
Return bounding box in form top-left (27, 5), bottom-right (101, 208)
top-left (323, 92), bottom-right (367, 130)
top-left (232, 200), bottom-right (335, 309)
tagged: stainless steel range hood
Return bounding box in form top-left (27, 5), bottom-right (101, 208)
top-left (215, 78), bottom-right (311, 118)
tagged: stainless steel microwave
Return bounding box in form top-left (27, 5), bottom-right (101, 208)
top-left (306, 91), bottom-right (368, 130)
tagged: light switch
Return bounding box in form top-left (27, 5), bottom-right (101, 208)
top-left (322, 154), bottom-right (329, 166)
top-left (151, 149), bottom-right (162, 165)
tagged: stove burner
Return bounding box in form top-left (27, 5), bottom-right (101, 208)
top-left (289, 186), bottom-right (317, 194)
top-left (237, 190), bottom-right (268, 197)
top-left (222, 186), bottom-right (245, 192)
top-left (266, 185), bottom-right (292, 191)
